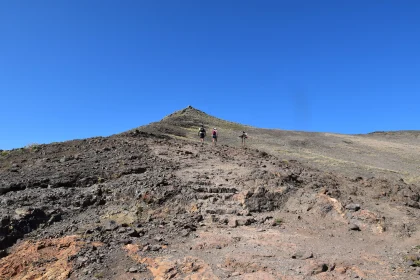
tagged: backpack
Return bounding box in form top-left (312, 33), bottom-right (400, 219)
top-left (199, 127), bottom-right (206, 134)
top-left (212, 130), bottom-right (217, 136)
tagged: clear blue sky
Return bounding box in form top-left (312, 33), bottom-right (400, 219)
top-left (1, 0), bottom-right (419, 149)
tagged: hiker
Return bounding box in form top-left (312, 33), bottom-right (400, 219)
top-left (239, 131), bottom-right (248, 146)
top-left (198, 125), bottom-right (206, 143)
top-left (212, 128), bottom-right (218, 145)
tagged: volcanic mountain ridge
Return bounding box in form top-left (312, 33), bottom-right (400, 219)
top-left (0, 106), bottom-right (419, 280)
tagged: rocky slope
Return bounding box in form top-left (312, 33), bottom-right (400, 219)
top-left (140, 106), bottom-right (420, 184)
top-left (0, 108), bottom-right (419, 279)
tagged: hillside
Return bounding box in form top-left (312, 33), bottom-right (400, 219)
top-left (140, 106), bottom-right (420, 184)
top-left (0, 107), bottom-right (419, 279)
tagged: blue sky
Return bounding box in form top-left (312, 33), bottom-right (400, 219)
top-left (1, 0), bottom-right (419, 149)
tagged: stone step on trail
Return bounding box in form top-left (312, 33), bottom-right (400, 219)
top-left (192, 185), bottom-right (239, 201)
top-left (203, 207), bottom-right (238, 215)
top-left (192, 186), bottom-right (238, 194)
top-left (195, 193), bottom-right (234, 200)
top-left (207, 214), bottom-right (257, 228)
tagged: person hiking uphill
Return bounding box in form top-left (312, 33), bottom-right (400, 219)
top-left (239, 131), bottom-right (248, 146)
top-left (212, 128), bottom-right (218, 145)
top-left (198, 125), bottom-right (206, 143)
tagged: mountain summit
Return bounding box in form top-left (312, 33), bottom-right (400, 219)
top-left (138, 105), bottom-right (249, 139)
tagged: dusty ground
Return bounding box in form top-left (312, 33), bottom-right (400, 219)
top-left (0, 107), bottom-right (419, 280)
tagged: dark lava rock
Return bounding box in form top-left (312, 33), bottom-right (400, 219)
top-left (292, 251), bottom-right (314, 260)
top-left (150, 245), bottom-right (161, 251)
top-left (345, 204), bottom-right (361, 211)
top-left (127, 229), bottom-right (140, 237)
top-left (349, 224), bottom-right (360, 231)
top-left (105, 221), bottom-right (119, 231)
top-left (308, 263), bottom-right (329, 275)
top-left (128, 267), bottom-right (138, 273)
